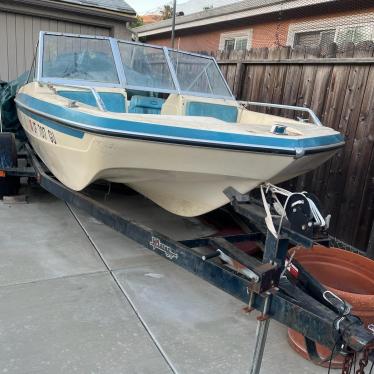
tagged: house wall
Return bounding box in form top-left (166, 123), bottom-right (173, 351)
top-left (151, 28), bottom-right (223, 52)
top-left (146, 7), bottom-right (374, 52)
top-left (0, 3), bottom-right (131, 81)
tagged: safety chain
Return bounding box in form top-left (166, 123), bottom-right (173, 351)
top-left (342, 354), bottom-right (354, 374)
top-left (341, 346), bottom-right (373, 374)
top-left (355, 347), bottom-right (371, 374)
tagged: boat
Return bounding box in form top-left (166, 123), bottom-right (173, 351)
top-left (15, 32), bottom-right (344, 217)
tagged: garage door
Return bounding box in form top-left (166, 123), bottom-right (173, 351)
top-left (0, 11), bottom-right (110, 81)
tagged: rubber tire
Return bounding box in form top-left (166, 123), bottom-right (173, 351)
top-left (0, 132), bottom-right (20, 197)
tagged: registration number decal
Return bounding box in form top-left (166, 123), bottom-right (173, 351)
top-left (28, 119), bottom-right (57, 144)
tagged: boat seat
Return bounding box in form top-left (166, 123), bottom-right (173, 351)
top-left (128, 95), bottom-right (165, 115)
top-left (58, 91), bottom-right (126, 113)
top-left (185, 101), bottom-right (238, 123)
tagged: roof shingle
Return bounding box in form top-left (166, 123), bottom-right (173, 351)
top-left (133, 0), bottom-right (337, 34)
top-left (55, 0), bottom-right (136, 15)
top-left (134, 0), bottom-right (285, 33)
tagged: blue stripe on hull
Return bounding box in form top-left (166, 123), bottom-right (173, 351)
top-left (20, 107), bottom-right (84, 139)
top-left (16, 93), bottom-right (344, 151)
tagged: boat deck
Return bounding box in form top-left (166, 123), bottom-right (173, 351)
top-left (0, 185), bottom-right (329, 373)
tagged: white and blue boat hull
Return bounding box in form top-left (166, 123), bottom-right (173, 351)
top-left (16, 84), bottom-right (343, 217)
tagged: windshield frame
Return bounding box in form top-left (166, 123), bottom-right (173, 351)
top-left (37, 31), bottom-right (234, 100)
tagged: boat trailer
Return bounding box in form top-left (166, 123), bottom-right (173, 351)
top-left (1, 138), bottom-right (374, 373)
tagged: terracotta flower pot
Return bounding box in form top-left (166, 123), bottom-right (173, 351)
top-left (287, 245), bottom-right (374, 368)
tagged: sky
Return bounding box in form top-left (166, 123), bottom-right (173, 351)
top-left (126, 0), bottom-right (173, 15)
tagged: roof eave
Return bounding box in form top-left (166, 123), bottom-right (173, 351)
top-left (134, 0), bottom-right (337, 37)
top-left (15, 0), bottom-right (137, 21)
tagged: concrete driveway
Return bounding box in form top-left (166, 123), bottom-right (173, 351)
top-left (0, 186), bottom-right (331, 373)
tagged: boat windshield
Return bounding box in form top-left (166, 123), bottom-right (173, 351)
top-left (117, 42), bottom-right (176, 91)
top-left (168, 50), bottom-right (233, 97)
top-left (42, 34), bottom-right (119, 84)
top-left (38, 32), bottom-right (233, 99)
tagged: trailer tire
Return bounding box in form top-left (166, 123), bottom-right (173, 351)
top-left (0, 133), bottom-right (20, 198)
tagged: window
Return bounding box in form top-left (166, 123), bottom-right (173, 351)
top-left (294, 26), bottom-right (374, 48)
top-left (235, 38), bottom-right (248, 51)
top-left (320, 30), bottom-right (336, 48)
top-left (293, 30), bottom-right (335, 48)
top-left (289, 17), bottom-right (374, 49)
top-left (336, 25), bottom-right (374, 44)
top-left (219, 30), bottom-right (252, 52)
top-left (223, 37), bottom-right (248, 52)
top-left (224, 39), bottom-right (235, 52)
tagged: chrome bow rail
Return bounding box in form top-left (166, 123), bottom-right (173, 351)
top-left (239, 101), bottom-right (323, 126)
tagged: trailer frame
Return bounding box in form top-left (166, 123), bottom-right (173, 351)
top-left (1, 140), bottom-right (373, 373)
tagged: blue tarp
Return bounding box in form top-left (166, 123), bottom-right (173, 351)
top-left (0, 72), bottom-right (28, 141)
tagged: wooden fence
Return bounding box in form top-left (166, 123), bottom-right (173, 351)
top-left (214, 42), bottom-right (374, 254)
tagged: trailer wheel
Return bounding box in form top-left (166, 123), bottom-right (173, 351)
top-left (0, 133), bottom-right (20, 198)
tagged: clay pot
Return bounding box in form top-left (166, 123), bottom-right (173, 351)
top-left (287, 245), bottom-right (374, 368)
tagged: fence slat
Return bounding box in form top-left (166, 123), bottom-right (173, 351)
top-left (225, 50), bottom-right (238, 92)
top-left (294, 46), bottom-right (321, 191)
top-left (271, 46), bottom-right (291, 115)
top-left (233, 50), bottom-right (246, 98)
top-left (307, 63), bottom-right (336, 194)
top-left (282, 45), bottom-right (306, 118)
top-left (242, 49), bottom-right (256, 100)
top-left (247, 48), bottom-right (269, 106)
top-left (260, 48), bottom-right (282, 111)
